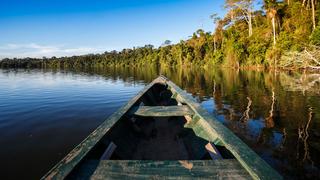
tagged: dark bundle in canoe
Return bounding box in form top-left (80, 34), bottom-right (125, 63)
top-left (42, 76), bottom-right (282, 180)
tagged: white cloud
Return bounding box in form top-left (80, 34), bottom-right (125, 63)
top-left (0, 43), bottom-right (106, 59)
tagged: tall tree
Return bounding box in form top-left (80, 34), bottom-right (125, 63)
top-left (225, 0), bottom-right (254, 37)
top-left (210, 13), bottom-right (222, 51)
top-left (264, 0), bottom-right (278, 46)
top-left (302, 0), bottom-right (317, 30)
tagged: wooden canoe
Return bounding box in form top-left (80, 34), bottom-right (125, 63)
top-left (42, 76), bottom-right (282, 180)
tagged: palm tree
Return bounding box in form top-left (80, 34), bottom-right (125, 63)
top-left (264, 0), bottom-right (278, 46)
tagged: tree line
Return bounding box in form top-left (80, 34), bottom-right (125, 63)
top-left (1, 0), bottom-right (319, 69)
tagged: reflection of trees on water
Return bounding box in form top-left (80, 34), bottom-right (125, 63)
top-left (257, 89), bottom-right (276, 145)
top-left (280, 72), bottom-right (320, 95)
top-left (265, 90), bottom-right (275, 128)
top-left (280, 128), bottom-right (287, 150)
top-left (240, 97), bottom-right (252, 123)
top-left (297, 107), bottom-right (313, 163)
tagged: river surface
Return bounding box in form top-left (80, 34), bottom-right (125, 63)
top-left (0, 67), bottom-right (319, 179)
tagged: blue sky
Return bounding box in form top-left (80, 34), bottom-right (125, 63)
top-left (0, 0), bottom-right (225, 58)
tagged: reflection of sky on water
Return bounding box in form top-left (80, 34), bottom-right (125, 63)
top-left (247, 118), bottom-right (265, 138)
top-left (201, 98), bottom-right (226, 123)
top-left (271, 131), bottom-right (284, 148)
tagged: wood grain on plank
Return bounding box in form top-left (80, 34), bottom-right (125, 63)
top-left (129, 105), bottom-right (194, 117)
top-left (91, 160), bottom-right (251, 180)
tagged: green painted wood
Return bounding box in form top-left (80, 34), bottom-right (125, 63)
top-left (129, 105), bottom-right (194, 117)
top-left (90, 160), bottom-right (252, 180)
top-left (164, 76), bottom-right (282, 180)
top-left (41, 78), bottom-right (163, 180)
top-left (184, 115), bottom-right (223, 146)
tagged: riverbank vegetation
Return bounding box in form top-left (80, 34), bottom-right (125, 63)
top-left (1, 0), bottom-right (319, 69)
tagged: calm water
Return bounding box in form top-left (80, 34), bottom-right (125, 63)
top-left (0, 67), bottom-right (319, 179)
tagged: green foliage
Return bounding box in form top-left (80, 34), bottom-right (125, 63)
top-left (276, 31), bottom-right (294, 51)
top-left (310, 26), bottom-right (320, 46)
top-left (266, 47), bottom-right (282, 66)
top-left (247, 37), bottom-right (269, 65)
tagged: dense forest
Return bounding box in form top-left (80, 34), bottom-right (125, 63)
top-left (1, 0), bottom-right (320, 69)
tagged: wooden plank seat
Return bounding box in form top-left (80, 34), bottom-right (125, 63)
top-left (89, 160), bottom-right (252, 179)
top-left (129, 105), bottom-right (194, 117)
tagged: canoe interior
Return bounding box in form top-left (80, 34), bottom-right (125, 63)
top-left (66, 82), bottom-right (235, 178)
